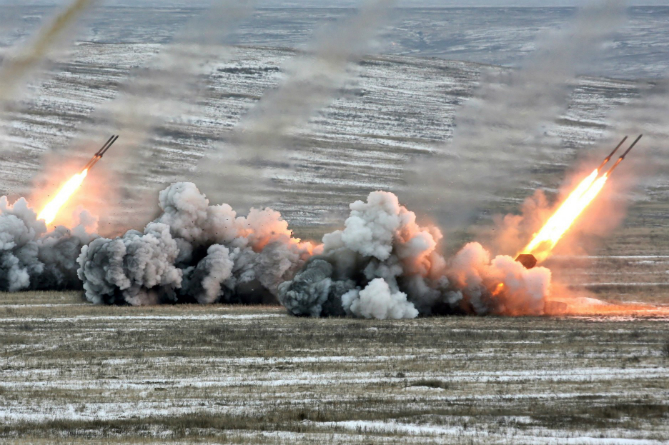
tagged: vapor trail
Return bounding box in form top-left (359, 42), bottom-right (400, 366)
top-left (405, 1), bottom-right (624, 232)
top-left (0, 0), bottom-right (96, 109)
top-left (31, 1), bottom-right (254, 231)
top-left (198, 0), bottom-right (396, 208)
top-left (97, 0), bottom-right (254, 178)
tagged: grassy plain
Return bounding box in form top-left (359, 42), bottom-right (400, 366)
top-left (1, 292), bottom-right (668, 444)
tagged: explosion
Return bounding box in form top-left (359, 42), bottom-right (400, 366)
top-left (0, 0), bottom-right (663, 321)
top-left (277, 191), bottom-right (551, 318)
top-left (27, 132), bottom-right (646, 320)
top-left (77, 182), bottom-right (316, 306)
top-left (4, 135), bottom-right (665, 319)
top-left (0, 196), bottom-right (97, 292)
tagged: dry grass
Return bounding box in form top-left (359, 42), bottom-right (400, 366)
top-left (1, 292), bottom-right (668, 443)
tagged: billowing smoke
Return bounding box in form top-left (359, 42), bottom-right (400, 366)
top-left (0, 196), bottom-right (97, 292)
top-left (77, 182), bottom-right (316, 306)
top-left (406, 1), bottom-right (624, 231)
top-left (342, 278), bottom-right (418, 320)
top-left (278, 191), bottom-right (551, 319)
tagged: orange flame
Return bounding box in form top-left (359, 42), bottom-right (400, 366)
top-left (521, 169), bottom-right (608, 263)
top-left (37, 169), bottom-right (88, 225)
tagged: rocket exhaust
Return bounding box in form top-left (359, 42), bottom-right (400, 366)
top-left (515, 134), bottom-right (642, 270)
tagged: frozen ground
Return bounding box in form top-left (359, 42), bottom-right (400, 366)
top-left (4, 6), bottom-right (669, 79)
top-left (0, 44), bottom-right (656, 226)
top-left (1, 7), bottom-right (668, 442)
top-left (2, 40), bottom-right (667, 278)
top-left (0, 9), bottom-right (666, 245)
top-left (1, 292), bottom-right (668, 443)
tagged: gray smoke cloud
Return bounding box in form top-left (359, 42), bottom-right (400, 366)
top-left (198, 0), bottom-right (395, 209)
top-left (278, 191), bottom-right (551, 319)
top-left (405, 0), bottom-right (624, 231)
top-left (0, 195), bottom-right (97, 292)
top-left (341, 278), bottom-right (418, 320)
top-left (77, 182), bottom-right (316, 306)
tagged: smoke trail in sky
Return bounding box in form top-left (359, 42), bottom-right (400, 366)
top-left (405, 1), bottom-right (624, 231)
top-left (197, 0), bottom-right (396, 209)
top-left (30, 1), bottom-right (255, 232)
top-left (0, 0), bottom-right (96, 112)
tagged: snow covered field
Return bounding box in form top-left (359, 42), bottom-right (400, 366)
top-left (1, 5), bottom-right (669, 443)
top-left (0, 43), bottom-right (654, 228)
top-left (1, 292), bottom-right (668, 443)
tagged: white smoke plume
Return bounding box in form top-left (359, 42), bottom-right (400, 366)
top-left (0, 195), bottom-right (97, 292)
top-left (278, 191), bottom-right (551, 319)
top-left (406, 0), bottom-right (625, 230)
top-left (199, 0), bottom-right (396, 208)
top-left (0, 0), bottom-right (97, 115)
top-left (342, 278), bottom-right (418, 320)
top-left (77, 182), bottom-right (316, 306)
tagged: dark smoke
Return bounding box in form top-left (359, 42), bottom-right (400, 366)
top-left (278, 191), bottom-right (551, 319)
top-left (77, 182), bottom-right (316, 305)
top-left (0, 196), bottom-right (97, 291)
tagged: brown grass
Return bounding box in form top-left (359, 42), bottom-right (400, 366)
top-left (1, 292), bottom-right (668, 443)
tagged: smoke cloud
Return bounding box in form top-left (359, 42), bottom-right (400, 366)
top-left (278, 191), bottom-right (552, 319)
top-left (342, 278), bottom-right (418, 320)
top-left (72, 185), bottom-right (552, 318)
top-left (405, 1), bottom-right (624, 231)
top-left (77, 182), bottom-right (316, 306)
top-left (0, 195), bottom-right (97, 292)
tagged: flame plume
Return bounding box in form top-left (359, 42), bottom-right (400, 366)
top-left (38, 169), bottom-right (88, 225)
top-left (522, 169), bottom-right (608, 263)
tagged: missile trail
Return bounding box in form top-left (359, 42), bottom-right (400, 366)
top-left (517, 134), bottom-right (643, 266)
top-left (0, 0), bottom-right (96, 107)
top-left (37, 135), bottom-right (118, 225)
